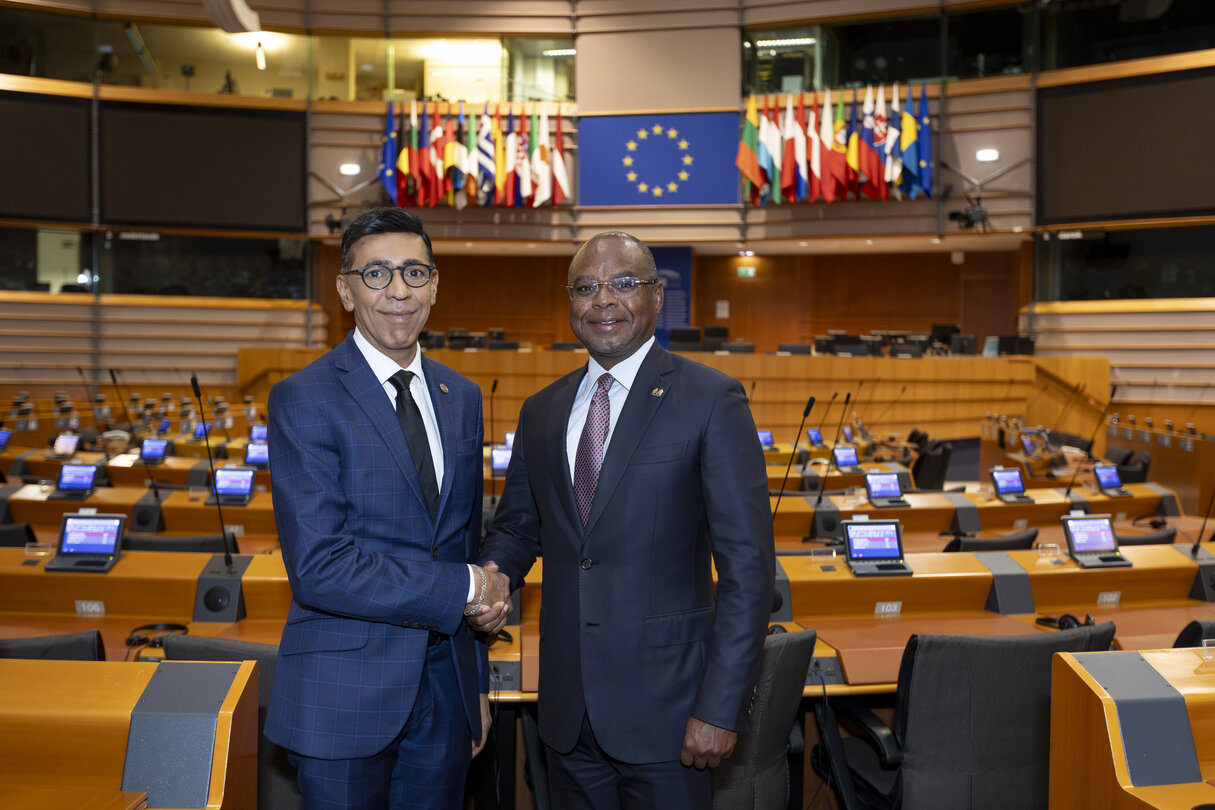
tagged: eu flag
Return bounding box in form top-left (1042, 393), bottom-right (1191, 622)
top-left (578, 112), bottom-right (739, 206)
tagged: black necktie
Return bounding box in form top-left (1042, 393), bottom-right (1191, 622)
top-left (389, 370), bottom-right (439, 518)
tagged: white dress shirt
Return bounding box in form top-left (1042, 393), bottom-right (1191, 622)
top-left (565, 335), bottom-right (656, 481)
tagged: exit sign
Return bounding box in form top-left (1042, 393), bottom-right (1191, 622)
top-left (736, 265), bottom-right (756, 278)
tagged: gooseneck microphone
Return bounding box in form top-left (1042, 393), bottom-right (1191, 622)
top-left (488, 378), bottom-right (499, 507)
top-left (815, 391), bottom-right (839, 436)
top-left (192, 373), bottom-right (234, 571)
top-left (869, 385), bottom-right (908, 433)
top-left (1053, 382), bottom-right (1086, 434)
top-left (814, 392), bottom-right (852, 509)
top-left (773, 396), bottom-right (815, 523)
top-left (111, 369), bottom-right (163, 499)
top-left (1193, 483), bottom-right (1215, 558)
top-left (1064, 385), bottom-right (1117, 500)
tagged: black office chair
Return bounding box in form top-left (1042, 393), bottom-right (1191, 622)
top-left (163, 635), bottom-right (301, 810)
top-left (1173, 620), bottom-right (1215, 648)
top-left (943, 527), bottom-right (1039, 553)
top-left (713, 629), bottom-right (816, 810)
top-left (489, 340), bottom-right (520, 351)
top-left (723, 342), bottom-right (756, 354)
top-left (1116, 450), bottom-right (1151, 484)
top-left (1103, 446), bottom-right (1134, 466)
top-left (0, 629), bottom-right (105, 661)
top-left (1114, 525), bottom-right (1176, 546)
top-left (0, 523), bottom-right (36, 547)
top-left (123, 533), bottom-right (235, 553)
top-left (1047, 430), bottom-right (1092, 455)
top-left (777, 343), bottom-right (813, 355)
top-left (909, 441), bottom-right (952, 491)
top-left (905, 429), bottom-right (926, 447)
top-left (703, 325), bottom-right (729, 352)
top-left (813, 622), bottom-right (1116, 810)
top-left (551, 341), bottom-right (581, 351)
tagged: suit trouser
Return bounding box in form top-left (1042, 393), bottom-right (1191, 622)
top-left (290, 637), bottom-right (472, 810)
top-left (546, 712), bottom-right (713, 810)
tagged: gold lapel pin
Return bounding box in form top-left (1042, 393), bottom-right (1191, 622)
top-left (439, 383), bottom-right (449, 394)
top-left (651, 387), bottom-right (664, 397)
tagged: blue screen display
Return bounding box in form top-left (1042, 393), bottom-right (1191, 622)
top-left (992, 468), bottom-right (1024, 494)
top-left (833, 446), bottom-right (859, 467)
top-left (1066, 517), bottom-right (1117, 552)
top-left (846, 523), bottom-right (902, 559)
top-left (757, 430), bottom-right (774, 446)
top-left (60, 516), bottom-right (121, 555)
top-left (214, 468), bottom-right (254, 495)
top-left (504, 432), bottom-right (515, 449)
top-left (141, 438), bottom-right (168, 460)
top-left (193, 422), bottom-right (212, 439)
top-left (245, 442), bottom-right (269, 464)
top-left (867, 473), bottom-right (902, 497)
top-left (157, 418), bottom-right (171, 435)
top-left (0, 429), bottom-right (11, 449)
top-left (806, 428), bottom-right (823, 444)
top-left (491, 446), bottom-right (512, 472)
top-left (249, 425), bottom-right (268, 442)
top-left (1094, 465), bottom-right (1121, 489)
top-left (842, 426), bottom-right (853, 442)
top-left (58, 464), bottom-right (96, 490)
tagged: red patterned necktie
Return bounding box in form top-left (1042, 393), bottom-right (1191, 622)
top-left (573, 372), bottom-right (614, 527)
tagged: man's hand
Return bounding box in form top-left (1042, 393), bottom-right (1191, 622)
top-left (472, 693), bottom-right (492, 757)
top-left (680, 717), bottom-right (738, 770)
top-left (466, 561), bottom-right (513, 634)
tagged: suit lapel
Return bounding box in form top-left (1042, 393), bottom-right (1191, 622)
top-left (335, 335), bottom-right (431, 523)
top-left (548, 369), bottom-right (584, 531)
top-left (583, 343), bottom-right (674, 537)
top-left (422, 356), bottom-right (456, 519)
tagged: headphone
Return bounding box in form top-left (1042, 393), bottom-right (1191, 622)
top-left (126, 623), bottom-right (189, 648)
top-left (1035, 613), bottom-right (1094, 630)
top-left (1131, 514), bottom-right (1167, 530)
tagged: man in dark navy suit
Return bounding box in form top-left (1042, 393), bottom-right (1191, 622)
top-left (265, 207), bottom-right (510, 808)
top-left (475, 232), bottom-right (775, 808)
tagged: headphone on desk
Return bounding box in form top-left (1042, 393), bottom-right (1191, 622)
top-left (1131, 514), bottom-right (1167, 530)
top-left (1035, 613), bottom-right (1094, 630)
top-left (126, 623), bottom-right (189, 648)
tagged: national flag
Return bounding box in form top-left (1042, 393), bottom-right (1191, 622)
top-left (780, 94), bottom-right (798, 203)
top-left (884, 83), bottom-right (903, 194)
top-left (532, 110), bottom-right (553, 207)
top-left (475, 103), bottom-right (496, 206)
top-left (820, 89), bottom-right (845, 204)
top-left (899, 83), bottom-right (920, 198)
top-left (407, 100), bottom-right (422, 206)
top-left (504, 108), bottom-right (518, 207)
top-left (806, 91), bottom-right (822, 203)
top-left (859, 85), bottom-right (887, 200)
top-left (917, 84), bottom-right (934, 199)
top-left (845, 89), bottom-right (861, 198)
top-left (736, 95), bottom-right (763, 199)
top-left (552, 107), bottom-right (571, 205)
top-left (493, 105), bottom-right (507, 205)
top-left (443, 104), bottom-right (468, 207)
top-left (515, 108), bottom-right (532, 207)
top-left (755, 97), bottom-right (774, 205)
top-left (428, 102), bottom-right (445, 205)
top-left (377, 100), bottom-right (397, 205)
top-left (762, 95), bottom-right (783, 205)
top-left (417, 103), bottom-right (433, 207)
top-left (794, 93), bottom-right (809, 203)
top-left (831, 91), bottom-right (850, 200)
top-left (395, 101), bottom-right (411, 206)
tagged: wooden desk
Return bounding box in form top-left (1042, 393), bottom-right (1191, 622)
top-left (0, 788), bottom-right (148, 809)
top-left (767, 461), bottom-right (912, 493)
top-left (1051, 648), bottom-right (1215, 808)
top-left (159, 489), bottom-right (277, 535)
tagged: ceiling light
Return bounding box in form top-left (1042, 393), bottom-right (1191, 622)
top-left (976, 148), bottom-right (999, 162)
top-left (338, 163), bottom-right (360, 176)
top-left (754, 37), bottom-right (816, 47)
top-left (738, 249), bottom-right (755, 257)
top-left (542, 48), bottom-right (576, 57)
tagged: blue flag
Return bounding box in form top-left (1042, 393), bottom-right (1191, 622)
top-left (578, 113), bottom-right (739, 206)
top-left (377, 100), bottom-right (397, 205)
top-left (917, 85), bottom-right (934, 199)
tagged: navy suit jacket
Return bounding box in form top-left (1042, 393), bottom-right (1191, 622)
top-left (264, 332), bottom-right (486, 760)
top-left (481, 343), bottom-right (775, 764)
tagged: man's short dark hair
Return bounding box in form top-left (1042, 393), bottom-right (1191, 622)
top-left (340, 207), bottom-right (434, 272)
top-left (578, 231), bottom-right (658, 278)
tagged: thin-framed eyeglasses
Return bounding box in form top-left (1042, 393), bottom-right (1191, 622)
top-left (566, 277), bottom-right (661, 301)
top-left (342, 263), bottom-right (435, 290)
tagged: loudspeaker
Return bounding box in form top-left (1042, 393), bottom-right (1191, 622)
top-left (130, 491), bottom-right (165, 532)
top-left (192, 554), bottom-right (253, 623)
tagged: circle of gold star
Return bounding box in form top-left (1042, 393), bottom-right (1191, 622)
top-left (620, 122), bottom-right (694, 198)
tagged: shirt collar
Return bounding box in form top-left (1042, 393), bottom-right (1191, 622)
top-left (353, 327), bottom-right (427, 386)
top-left (585, 335), bottom-right (655, 392)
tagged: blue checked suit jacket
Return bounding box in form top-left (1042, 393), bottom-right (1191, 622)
top-left (264, 332), bottom-right (487, 760)
top-left (480, 343), bottom-right (775, 764)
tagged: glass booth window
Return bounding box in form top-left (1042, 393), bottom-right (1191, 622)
top-left (0, 226), bottom-right (96, 294)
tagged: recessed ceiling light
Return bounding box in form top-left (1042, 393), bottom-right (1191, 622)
top-left (339, 163), bottom-right (360, 176)
top-left (542, 49), bottom-right (576, 57)
top-left (976, 148), bottom-right (999, 162)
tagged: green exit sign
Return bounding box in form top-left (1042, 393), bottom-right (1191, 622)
top-left (736, 265), bottom-right (756, 278)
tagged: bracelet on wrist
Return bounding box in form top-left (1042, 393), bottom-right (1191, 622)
top-left (464, 564), bottom-right (488, 616)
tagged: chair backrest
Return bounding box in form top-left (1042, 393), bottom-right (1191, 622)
top-left (1114, 525), bottom-right (1176, 546)
top-left (0, 629), bottom-right (105, 661)
top-left (1104, 446), bottom-right (1133, 466)
top-left (893, 622), bottom-right (1116, 810)
top-left (911, 441), bottom-right (952, 491)
top-left (943, 527), bottom-right (1039, 553)
top-left (163, 635), bottom-right (300, 810)
top-left (123, 533), bottom-right (234, 553)
top-left (0, 522), bottom-right (36, 547)
top-left (1117, 450), bottom-right (1151, 483)
top-left (1173, 620), bottom-right (1215, 648)
top-left (713, 628), bottom-right (816, 810)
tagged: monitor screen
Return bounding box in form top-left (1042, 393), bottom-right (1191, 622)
top-left (245, 442), bottom-right (270, 464)
top-left (1063, 515), bottom-right (1118, 553)
top-left (833, 446), bottom-right (859, 467)
top-left (991, 468), bottom-right (1025, 495)
top-left (193, 422), bottom-right (212, 440)
top-left (1094, 465), bottom-right (1121, 490)
top-left (249, 425), bottom-right (268, 442)
top-left (866, 472), bottom-right (902, 498)
top-left (59, 514), bottom-right (123, 556)
top-left (0, 428), bottom-right (11, 450)
top-left (806, 427), bottom-right (823, 444)
top-left (757, 429), bottom-right (774, 446)
top-left (52, 433), bottom-right (80, 456)
top-left (842, 426), bottom-right (854, 442)
top-left (157, 418), bottom-right (172, 435)
top-left (214, 468), bottom-right (255, 496)
top-left (845, 521), bottom-right (903, 560)
top-left (491, 446), bottom-right (512, 473)
top-left (57, 463), bottom-right (97, 491)
top-left (1021, 436), bottom-right (1036, 454)
top-left (141, 438), bottom-right (168, 461)
top-left (504, 432), bottom-right (515, 449)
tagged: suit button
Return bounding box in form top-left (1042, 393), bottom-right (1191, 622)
top-left (580, 558), bottom-right (593, 570)
top-left (432, 549), bottom-right (440, 559)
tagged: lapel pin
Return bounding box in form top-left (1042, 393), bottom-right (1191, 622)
top-left (439, 383), bottom-right (449, 394)
top-left (651, 387), bottom-right (664, 397)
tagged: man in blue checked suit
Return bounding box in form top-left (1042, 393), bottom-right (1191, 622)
top-left (265, 207), bottom-right (512, 809)
top-left (475, 232), bottom-right (775, 809)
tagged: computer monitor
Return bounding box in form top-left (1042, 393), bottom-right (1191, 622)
top-left (157, 418), bottom-right (172, 436)
top-left (865, 472), bottom-right (903, 499)
top-left (193, 422), bottom-right (212, 440)
top-left (842, 426), bottom-right (854, 443)
top-left (991, 467), bottom-right (1026, 496)
top-left (0, 428), bottom-right (10, 450)
top-left (244, 442), bottom-right (270, 465)
top-left (1020, 435), bottom-right (1037, 455)
top-left (491, 446), bottom-right (512, 473)
top-left (249, 424), bottom-right (268, 442)
top-left (757, 429), bottom-right (775, 447)
top-left (504, 432), bottom-right (515, 449)
top-left (140, 438), bottom-right (168, 462)
top-left (210, 468), bottom-right (256, 505)
top-left (833, 446), bottom-right (859, 468)
top-left (1061, 514), bottom-right (1118, 554)
top-left (56, 463), bottom-right (98, 493)
top-left (51, 433), bottom-right (80, 457)
top-left (843, 520), bottom-right (904, 560)
top-left (806, 427), bottom-right (823, 445)
top-left (1093, 464), bottom-right (1122, 490)
top-left (45, 512), bottom-right (126, 572)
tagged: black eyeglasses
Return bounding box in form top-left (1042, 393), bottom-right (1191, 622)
top-left (566, 277), bottom-right (660, 301)
top-left (342, 263), bottom-right (435, 290)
